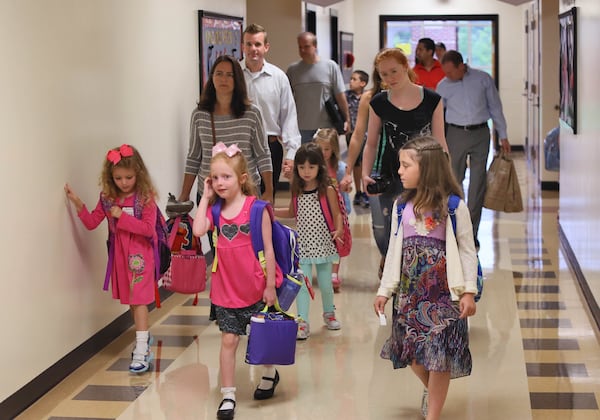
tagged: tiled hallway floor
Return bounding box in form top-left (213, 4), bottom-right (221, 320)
top-left (15, 152), bottom-right (600, 419)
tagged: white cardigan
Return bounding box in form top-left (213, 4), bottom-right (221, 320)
top-left (377, 199), bottom-right (479, 301)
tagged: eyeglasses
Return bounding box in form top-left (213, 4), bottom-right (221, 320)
top-left (214, 71), bottom-right (234, 78)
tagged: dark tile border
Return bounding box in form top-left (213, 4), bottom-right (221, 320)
top-left (0, 289), bottom-right (173, 419)
top-left (526, 362), bottom-right (588, 377)
top-left (558, 223), bottom-right (600, 331)
top-left (530, 392), bottom-right (598, 409)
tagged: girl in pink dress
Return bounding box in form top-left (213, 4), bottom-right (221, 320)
top-left (193, 142), bottom-right (280, 420)
top-left (65, 144), bottom-right (158, 373)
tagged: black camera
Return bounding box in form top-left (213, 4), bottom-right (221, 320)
top-left (366, 176), bottom-right (392, 195)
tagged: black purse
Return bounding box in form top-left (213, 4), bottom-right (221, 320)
top-left (324, 96), bottom-right (345, 135)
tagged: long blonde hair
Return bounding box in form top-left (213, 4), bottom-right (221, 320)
top-left (313, 128), bottom-right (340, 172)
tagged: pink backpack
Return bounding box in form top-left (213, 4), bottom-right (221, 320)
top-left (293, 187), bottom-right (352, 258)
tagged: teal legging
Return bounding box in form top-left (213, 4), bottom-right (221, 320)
top-left (297, 261), bottom-right (335, 322)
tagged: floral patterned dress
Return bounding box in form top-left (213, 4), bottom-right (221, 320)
top-left (78, 194), bottom-right (157, 305)
top-left (380, 202), bottom-right (472, 378)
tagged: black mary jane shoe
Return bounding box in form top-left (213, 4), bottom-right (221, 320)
top-left (253, 370), bottom-right (280, 400)
top-left (216, 398), bottom-right (236, 420)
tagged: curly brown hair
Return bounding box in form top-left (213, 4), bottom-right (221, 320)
top-left (100, 145), bottom-right (157, 204)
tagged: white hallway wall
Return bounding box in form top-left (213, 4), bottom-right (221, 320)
top-left (559, 0), bottom-right (600, 306)
top-left (0, 0), bottom-right (245, 402)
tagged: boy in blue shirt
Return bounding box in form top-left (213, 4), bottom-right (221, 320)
top-left (345, 70), bottom-right (369, 208)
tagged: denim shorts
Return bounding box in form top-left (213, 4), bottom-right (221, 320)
top-left (214, 301), bottom-right (265, 335)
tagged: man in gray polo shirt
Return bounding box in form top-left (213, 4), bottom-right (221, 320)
top-left (287, 32), bottom-right (351, 143)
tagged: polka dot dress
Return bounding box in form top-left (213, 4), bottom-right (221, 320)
top-left (297, 189), bottom-right (337, 262)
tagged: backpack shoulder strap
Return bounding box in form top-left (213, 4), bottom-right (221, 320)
top-left (99, 194), bottom-right (115, 291)
top-left (292, 194), bottom-right (298, 216)
top-left (319, 190), bottom-right (335, 233)
top-left (134, 196), bottom-right (163, 285)
top-left (99, 194), bottom-right (114, 229)
top-left (133, 193), bottom-right (143, 219)
top-left (394, 200), bottom-right (407, 236)
top-left (210, 198), bottom-right (224, 273)
top-left (249, 199), bottom-right (272, 274)
top-left (447, 194), bottom-right (461, 234)
top-left (211, 198), bottom-right (224, 231)
top-left (446, 193), bottom-right (483, 301)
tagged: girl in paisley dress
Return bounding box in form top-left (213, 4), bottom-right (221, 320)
top-left (193, 142), bottom-right (280, 420)
top-left (373, 136), bottom-right (478, 420)
top-left (65, 144), bottom-right (159, 373)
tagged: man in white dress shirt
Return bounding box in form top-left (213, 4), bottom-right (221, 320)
top-left (241, 23), bottom-right (301, 194)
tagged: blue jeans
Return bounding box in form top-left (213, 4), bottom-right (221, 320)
top-left (369, 180), bottom-right (403, 257)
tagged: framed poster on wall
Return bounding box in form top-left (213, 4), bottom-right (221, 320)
top-left (559, 7), bottom-right (577, 133)
top-left (198, 11), bottom-right (243, 95)
top-left (339, 31), bottom-right (354, 84)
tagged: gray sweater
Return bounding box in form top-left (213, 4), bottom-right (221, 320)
top-left (184, 105), bottom-right (272, 194)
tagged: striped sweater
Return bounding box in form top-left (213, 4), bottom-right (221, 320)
top-left (184, 104), bottom-right (272, 195)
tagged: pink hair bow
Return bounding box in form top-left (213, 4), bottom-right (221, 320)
top-left (212, 142), bottom-right (241, 157)
top-left (106, 144), bottom-right (134, 165)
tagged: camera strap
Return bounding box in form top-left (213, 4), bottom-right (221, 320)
top-left (373, 125), bottom-right (387, 175)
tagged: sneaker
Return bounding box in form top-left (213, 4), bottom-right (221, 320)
top-left (323, 312), bottom-right (341, 330)
top-left (129, 348), bottom-right (154, 373)
top-left (297, 320), bottom-right (310, 340)
top-left (129, 335), bottom-right (154, 373)
top-left (332, 275), bottom-right (341, 293)
top-left (360, 192), bottom-right (370, 208)
top-left (353, 192), bottom-right (362, 205)
top-left (421, 388), bottom-right (429, 418)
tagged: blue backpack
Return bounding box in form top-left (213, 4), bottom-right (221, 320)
top-left (211, 198), bottom-right (303, 310)
top-left (396, 194), bottom-right (483, 302)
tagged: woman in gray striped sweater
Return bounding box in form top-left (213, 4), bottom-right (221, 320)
top-left (179, 55), bottom-right (273, 204)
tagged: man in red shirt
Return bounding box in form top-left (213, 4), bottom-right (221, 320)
top-left (413, 38), bottom-right (445, 90)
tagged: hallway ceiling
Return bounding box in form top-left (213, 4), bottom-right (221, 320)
top-left (496, 0), bottom-right (530, 4)
top-left (307, 0), bottom-right (344, 6)
top-left (308, 0), bottom-right (529, 6)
